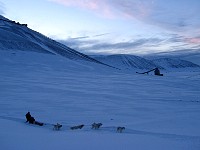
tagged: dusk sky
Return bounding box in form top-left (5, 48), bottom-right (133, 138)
top-left (1, 0), bottom-right (200, 55)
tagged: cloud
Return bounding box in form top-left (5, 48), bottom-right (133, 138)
top-left (59, 36), bottom-right (165, 54)
top-left (166, 34), bottom-right (200, 45)
top-left (49, 0), bottom-right (200, 33)
top-left (49, 0), bottom-right (159, 20)
top-left (50, 0), bottom-right (200, 54)
top-left (59, 33), bottom-right (200, 55)
top-left (50, 0), bottom-right (100, 10)
top-left (85, 38), bottom-right (163, 50)
top-left (111, 0), bottom-right (200, 34)
top-left (59, 36), bottom-right (99, 50)
top-left (185, 37), bottom-right (200, 45)
top-left (111, 0), bottom-right (154, 19)
top-left (93, 33), bottom-right (110, 37)
top-left (58, 32), bottom-right (110, 48)
top-left (165, 34), bottom-right (185, 43)
top-left (49, 0), bottom-right (116, 18)
top-left (143, 0), bottom-right (200, 33)
top-left (70, 36), bottom-right (90, 40)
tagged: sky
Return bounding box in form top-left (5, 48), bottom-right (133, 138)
top-left (0, 0), bottom-right (200, 55)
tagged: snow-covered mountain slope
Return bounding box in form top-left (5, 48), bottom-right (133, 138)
top-left (1, 50), bottom-right (200, 150)
top-left (152, 58), bottom-right (200, 69)
top-left (92, 54), bottom-right (161, 70)
top-left (144, 49), bottom-right (200, 66)
top-left (0, 15), bottom-right (111, 67)
top-left (92, 54), bottom-right (200, 71)
top-left (181, 52), bottom-right (200, 66)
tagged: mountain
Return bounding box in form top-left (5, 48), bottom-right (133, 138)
top-left (144, 49), bottom-right (200, 66)
top-left (92, 54), bottom-right (200, 71)
top-left (152, 58), bottom-right (200, 69)
top-left (0, 15), bottom-right (112, 67)
top-left (92, 54), bottom-right (161, 70)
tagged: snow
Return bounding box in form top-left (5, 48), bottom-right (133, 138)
top-left (152, 58), bottom-right (200, 69)
top-left (93, 54), bottom-right (159, 70)
top-left (92, 54), bottom-right (200, 72)
top-left (0, 51), bottom-right (200, 150)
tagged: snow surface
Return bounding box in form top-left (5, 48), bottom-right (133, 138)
top-left (0, 51), bottom-right (200, 150)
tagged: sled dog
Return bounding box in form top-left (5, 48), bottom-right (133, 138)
top-left (91, 123), bottom-right (102, 129)
top-left (70, 124), bottom-right (84, 130)
top-left (53, 123), bottom-right (62, 130)
top-left (117, 127), bottom-right (125, 133)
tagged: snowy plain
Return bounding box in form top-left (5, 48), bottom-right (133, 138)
top-left (0, 51), bottom-right (200, 150)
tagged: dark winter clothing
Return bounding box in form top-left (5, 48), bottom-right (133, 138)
top-left (154, 68), bottom-right (160, 75)
top-left (29, 116), bottom-right (35, 124)
top-left (25, 112), bottom-right (31, 122)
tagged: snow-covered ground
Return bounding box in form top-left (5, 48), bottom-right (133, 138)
top-left (0, 51), bottom-right (200, 150)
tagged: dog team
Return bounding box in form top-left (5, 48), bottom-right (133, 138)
top-left (25, 112), bottom-right (125, 133)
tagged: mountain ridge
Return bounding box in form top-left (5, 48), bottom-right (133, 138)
top-left (92, 54), bottom-right (200, 71)
top-left (0, 15), bottom-right (116, 68)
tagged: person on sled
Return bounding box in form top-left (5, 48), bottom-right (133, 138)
top-left (25, 112), bottom-right (44, 126)
top-left (154, 68), bottom-right (160, 75)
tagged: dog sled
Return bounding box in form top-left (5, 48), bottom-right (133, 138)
top-left (1, 115), bottom-right (126, 134)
